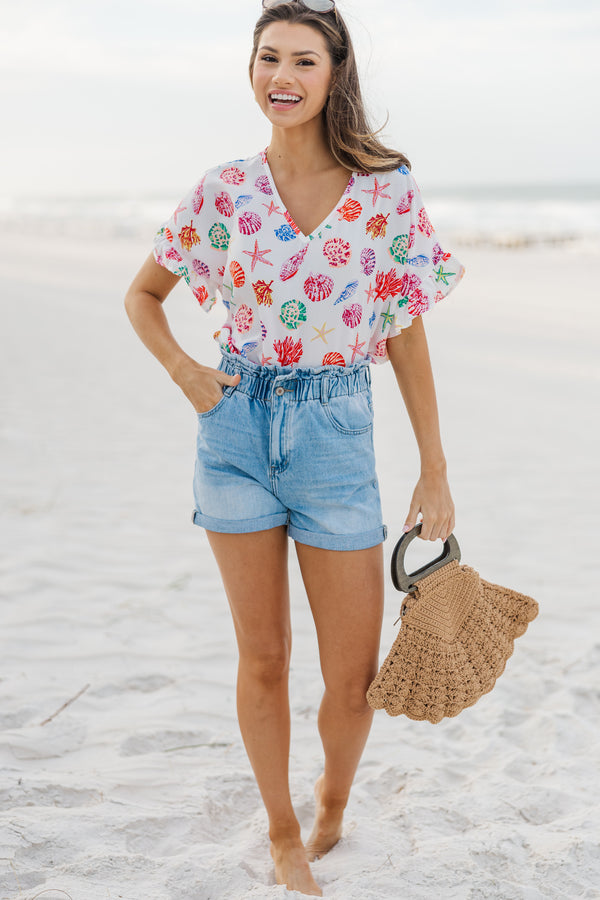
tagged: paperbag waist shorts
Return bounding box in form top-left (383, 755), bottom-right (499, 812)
top-left (192, 353), bottom-right (387, 551)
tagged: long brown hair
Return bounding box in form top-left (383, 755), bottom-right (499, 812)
top-left (248, 3), bottom-right (411, 174)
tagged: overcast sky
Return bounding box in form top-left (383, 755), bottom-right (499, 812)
top-left (1, 0), bottom-right (598, 198)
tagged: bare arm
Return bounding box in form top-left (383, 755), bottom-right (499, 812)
top-left (124, 253), bottom-right (239, 413)
top-left (386, 315), bottom-right (455, 541)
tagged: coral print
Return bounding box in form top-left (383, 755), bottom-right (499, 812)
top-left (366, 214), bottom-right (389, 239)
top-left (153, 151), bottom-right (465, 367)
top-left (253, 279), bottom-right (274, 306)
top-left (178, 223), bottom-right (201, 252)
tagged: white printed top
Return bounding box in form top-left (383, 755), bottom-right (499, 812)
top-left (153, 148), bottom-right (465, 367)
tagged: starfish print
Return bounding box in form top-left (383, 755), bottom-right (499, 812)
top-left (311, 322), bottom-right (335, 344)
top-left (173, 201), bottom-right (187, 224)
top-left (362, 177), bottom-right (391, 206)
top-left (348, 334), bottom-right (366, 363)
top-left (433, 265), bottom-right (456, 285)
top-left (242, 239), bottom-right (274, 272)
top-left (262, 200), bottom-right (283, 217)
top-left (364, 283), bottom-right (376, 303)
top-left (261, 353), bottom-right (273, 365)
top-left (380, 303), bottom-right (395, 327)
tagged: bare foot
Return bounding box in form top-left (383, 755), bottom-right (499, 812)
top-left (305, 774), bottom-right (345, 861)
top-left (270, 835), bottom-right (322, 896)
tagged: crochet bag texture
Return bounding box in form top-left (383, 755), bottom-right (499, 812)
top-left (367, 527), bottom-right (539, 724)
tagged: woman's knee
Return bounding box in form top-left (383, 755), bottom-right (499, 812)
top-left (324, 672), bottom-right (376, 717)
top-left (239, 644), bottom-right (291, 687)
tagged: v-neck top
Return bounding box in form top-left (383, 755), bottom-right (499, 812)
top-left (153, 148), bottom-right (465, 367)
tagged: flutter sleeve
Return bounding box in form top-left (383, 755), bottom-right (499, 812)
top-left (152, 171), bottom-right (227, 311)
top-left (387, 166), bottom-right (465, 337)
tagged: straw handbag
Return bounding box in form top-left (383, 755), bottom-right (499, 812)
top-left (367, 525), bottom-right (539, 723)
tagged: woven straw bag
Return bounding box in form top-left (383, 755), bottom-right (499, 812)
top-left (367, 525), bottom-right (539, 724)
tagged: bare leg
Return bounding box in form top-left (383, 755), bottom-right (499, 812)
top-left (206, 527), bottom-right (322, 896)
top-left (294, 542), bottom-right (384, 860)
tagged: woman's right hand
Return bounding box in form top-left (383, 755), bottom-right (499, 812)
top-left (171, 357), bottom-right (241, 414)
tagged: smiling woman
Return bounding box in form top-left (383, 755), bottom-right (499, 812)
top-left (124, 1), bottom-right (465, 895)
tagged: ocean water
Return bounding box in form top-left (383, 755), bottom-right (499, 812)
top-left (1, 182), bottom-right (599, 252)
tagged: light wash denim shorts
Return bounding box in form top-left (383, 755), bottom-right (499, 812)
top-left (191, 353), bottom-right (387, 551)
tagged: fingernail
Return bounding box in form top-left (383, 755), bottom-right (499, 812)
top-left (402, 524), bottom-right (411, 533)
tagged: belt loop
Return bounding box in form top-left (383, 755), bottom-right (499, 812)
top-left (321, 374), bottom-right (329, 405)
top-left (365, 363), bottom-right (372, 387)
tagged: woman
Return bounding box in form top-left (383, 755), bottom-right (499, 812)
top-left (125, 1), bottom-right (464, 894)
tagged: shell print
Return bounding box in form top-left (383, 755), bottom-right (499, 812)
top-left (229, 260), bottom-right (246, 288)
top-left (408, 224), bottom-right (416, 249)
top-left (235, 194), bottom-right (253, 209)
top-left (192, 259), bottom-right (210, 279)
top-left (408, 254), bottom-right (429, 267)
top-left (164, 227), bottom-right (174, 242)
top-left (388, 234), bottom-right (409, 264)
top-left (407, 290), bottom-right (430, 317)
top-left (241, 341), bottom-right (259, 358)
top-left (360, 247), bottom-right (376, 276)
top-left (418, 207), bottom-right (435, 237)
top-left (279, 299), bottom-right (307, 330)
top-left (396, 190), bottom-right (414, 215)
top-left (374, 338), bottom-right (387, 359)
top-left (221, 166), bottom-right (245, 185)
top-left (178, 223), bottom-right (201, 252)
top-left (261, 321), bottom-right (268, 341)
top-left (255, 175), bottom-right (273, 195)
top-left (341, 304), bottom-right (362, 328)
top-left (192, 179), bottom-right (205, 214)
top-left (280, 245), bottom-right (309, 281)
top-left (304, 272), bottom-right (334, 302)
top-left (336, 198), bottom-right (362, 222)
top-left (322, 351), bottom-right (345, 366)
top-left (165, 247), bottom-right (183, 263)
top-left (252, 279), bottom-right (274, 306)
top-left (234, 304), bottom-right (254, 333)
top-left (343, 176), bottom-right (356, 194)
top-left (333, 281), bottom-right (358, 306)
top-left (215, 191), bottom-right (235, 217)
top-left (275, 223), bottom-right (297, 242)
top-left (432, 242), bottom-right (449, 265)
top-left (400, 272), bottom-right (423, 297)
top-left (238, 211), bottom-right (262, 235)
top-left (366, 214), bottom-right (390, 239)
top-left (208, 222), bottom-right (231, 251)
top-left (284, 211), bottom-right (301, 235)
top-left (323, 238), bottom-right (351, 267)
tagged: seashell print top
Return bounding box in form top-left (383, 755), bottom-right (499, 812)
top-left (152, 149), bottom-right (465, 367)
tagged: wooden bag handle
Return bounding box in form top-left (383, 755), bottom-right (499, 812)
top-left (391, 524), bottom-right (461, 593)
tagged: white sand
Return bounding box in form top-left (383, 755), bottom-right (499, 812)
top-left (1, 229), bottom-right (599, 899)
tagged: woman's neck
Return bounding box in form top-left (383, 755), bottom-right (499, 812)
top-left (266, 121), bottom-right (339, 178)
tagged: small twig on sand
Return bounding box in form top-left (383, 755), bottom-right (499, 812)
top-left (39, 684), bottom-right (90, 726)
top-left (29, 890), bottom-right (74, 900)
top-left (163, 741), bottom-right (232, 752)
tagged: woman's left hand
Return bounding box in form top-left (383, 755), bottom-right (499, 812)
top-left (403, 467), bottom-right (455, 541)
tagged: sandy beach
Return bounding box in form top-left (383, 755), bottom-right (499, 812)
top-left (1, 227), bottom-right (599, 899)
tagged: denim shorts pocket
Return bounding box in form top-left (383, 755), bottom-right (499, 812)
top-left (322, 391), bottom-right (373, 435)
top-left (196, 384), bottom-right (236, 420)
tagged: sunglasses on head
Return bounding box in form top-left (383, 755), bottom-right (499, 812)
top-left (262, 0), bottom-right (336, 12)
